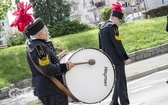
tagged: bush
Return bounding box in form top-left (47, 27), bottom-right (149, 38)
top-left (100, 6), bottom-right (111, 21)
top-left (49, 19), bottom-right (92, 37)
top-left (143, 4), bottom-right (168, 18)
top-left (8, 32), bottom-right (25, 47)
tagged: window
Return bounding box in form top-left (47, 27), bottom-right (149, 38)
top-left (161, 0), bottom-right (164, 4)
top-left (124, 2), bottom-right (129, 7)
top-left (90, 0), bottom-right (94, 5)
top-left (2, 22), bottom-right (4, 26)
top-left (73, 6), bottom-right (79, 11)
top-left (94, 12), bottom-right (98, 17)
top-left (75, 17), bottom-right (81, 21)
top-left (85, 15), bottom-right (89, 20)
top-left (83, 3), bottom-right (86, 8)
top-left (136, 0), bottom-right (142, 3)
top-left (83, 0), bottom-right (86, 8)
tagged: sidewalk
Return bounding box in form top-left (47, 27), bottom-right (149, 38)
top-left (0, 53), bottom-right (168, 105)
top-left (126, 53), bottom-right (168, 81)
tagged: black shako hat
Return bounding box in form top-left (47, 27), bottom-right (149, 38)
top-left (111, 2), bottom-right (123, 20)
top-left (112, 10), bottom-right (123, 20)
top-left (24, 18), bottom-right (45, 38)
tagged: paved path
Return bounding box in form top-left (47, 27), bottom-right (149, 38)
top-left (126, 53), bottom-right (168, 81)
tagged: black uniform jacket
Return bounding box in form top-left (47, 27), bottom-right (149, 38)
top-left (98, 21), bottom-right (129, 65)
top-left (26, 39), bottom-right (68, 97)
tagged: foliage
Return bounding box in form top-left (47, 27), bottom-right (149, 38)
top-left (0, 0), bottom-right (13, 34)
top-left (100, 6), bottom-right (111, 21)
top-left (143, 4), bottom-right (168, 18)
top-left (30, 0), bottom-right (71, 26)
top-left (7, 32), bottom-right (25, 47)
top-left (0, 0), bottom-right (13, 20)
top-left (0, 16), bottom-right (168, 88)
top-left (49, 20), bottom-right (93, 37)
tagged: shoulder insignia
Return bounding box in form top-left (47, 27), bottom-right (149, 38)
top-left (38, 55), bottom-right (50, 66)
top-left (35, 45), bottom-right (50, 66)
top-left (115, 35), bottom-right (121, 41)
top-left (113, 26), bottom-right (121, 41)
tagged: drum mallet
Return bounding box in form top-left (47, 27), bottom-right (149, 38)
top-left (73, 59), bottom-right (96, 65)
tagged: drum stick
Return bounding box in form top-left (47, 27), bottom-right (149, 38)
top-left (74, 59), bottom-right (95, 65)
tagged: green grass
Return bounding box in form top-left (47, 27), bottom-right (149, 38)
top-left (54, 16), bottom-right (168, 53)
top-left (0, 45), bottom-right (31, 88)
top-left (0, 16), bottom-right (168, 88)
top-left (52, 29), bottom-right (99, 51)
top-left (120, 17), bottom-right (168, 52)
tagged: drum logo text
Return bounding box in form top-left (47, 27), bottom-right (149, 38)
top-left (103, 66), bottom-right (108, 86)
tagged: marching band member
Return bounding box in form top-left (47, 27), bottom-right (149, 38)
top-left (25, 18), bottom-right (74, 105)
top-left (11, 2), bottom-right (74, 105)
top-left (98, 2), bottom-right (131, 105)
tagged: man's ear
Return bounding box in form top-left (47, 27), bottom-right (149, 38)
top-left (37, 31), bottom-right (44, 38)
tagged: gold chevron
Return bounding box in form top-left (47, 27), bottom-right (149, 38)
top-left (39, 55), bottom-right (50, 66)
top-left (115, 35), bottom-right (121, 41)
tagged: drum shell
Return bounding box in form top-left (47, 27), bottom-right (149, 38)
top-left (60, 48), bottom-right (115, 104)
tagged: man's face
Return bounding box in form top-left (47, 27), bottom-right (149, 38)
top-left (40, 26), bottom-right (50, 40)
top-left (111, 17), bottom-right (122, 26)
top-left (116, 17), bottom-right (122, 26)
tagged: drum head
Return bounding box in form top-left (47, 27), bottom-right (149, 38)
top-left (64, 48), bottom-right (114, 104)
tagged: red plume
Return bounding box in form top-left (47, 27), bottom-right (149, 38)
top-left (10, 2), bottom-right (34, 32)
top-left (111, 2), bottom-right (122, 13)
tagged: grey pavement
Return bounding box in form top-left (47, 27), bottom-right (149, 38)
top-left (126, 53), bottom-right (168, 81)
top-left (0, 53), bottom-right (168, 105)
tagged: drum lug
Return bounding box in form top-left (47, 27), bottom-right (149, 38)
top-left (79, 48), bottom-right (84, 50)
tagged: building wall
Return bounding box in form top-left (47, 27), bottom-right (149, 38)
top-left (122, 0), bottom-right (168, 13)
top-left (124, 0), bottom-right (168, 20)
top-left (0, 16), bottom-right (12, 45)
top-left (68, 0), bottom-right (168, 25)
top-left (68, 0), bottom-right (118, 25)
top-left (145, 0), bottom-right (168, 9)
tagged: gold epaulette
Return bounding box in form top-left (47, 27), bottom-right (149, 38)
top-left (35, 45), bottom-right (50, 66)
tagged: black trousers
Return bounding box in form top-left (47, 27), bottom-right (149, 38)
top-left (112, 64), bottom-right (130, 105)
top-left (38, 93), bottom-right (68, 105)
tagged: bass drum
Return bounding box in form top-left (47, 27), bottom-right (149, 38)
top-left (60, 48), bottom-right (115, 104)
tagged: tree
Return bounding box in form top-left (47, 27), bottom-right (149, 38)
top-left (30, 0), bottom-right (71, 26)
top-left (0, 0), bottom-right (13, 38)
top-left (0, 0), bottom-right (12, 20)
top-left (100, 6), bottom-right (111, 21)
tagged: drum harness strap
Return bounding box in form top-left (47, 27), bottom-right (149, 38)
top-left (28, 52), bottom-right (79, 102)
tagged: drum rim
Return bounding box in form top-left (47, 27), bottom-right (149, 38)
top-left (65, 47), bottom-right (116, 104)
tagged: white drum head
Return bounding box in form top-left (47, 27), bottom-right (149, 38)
top-left (62, 48), bottom-right (114, 104)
